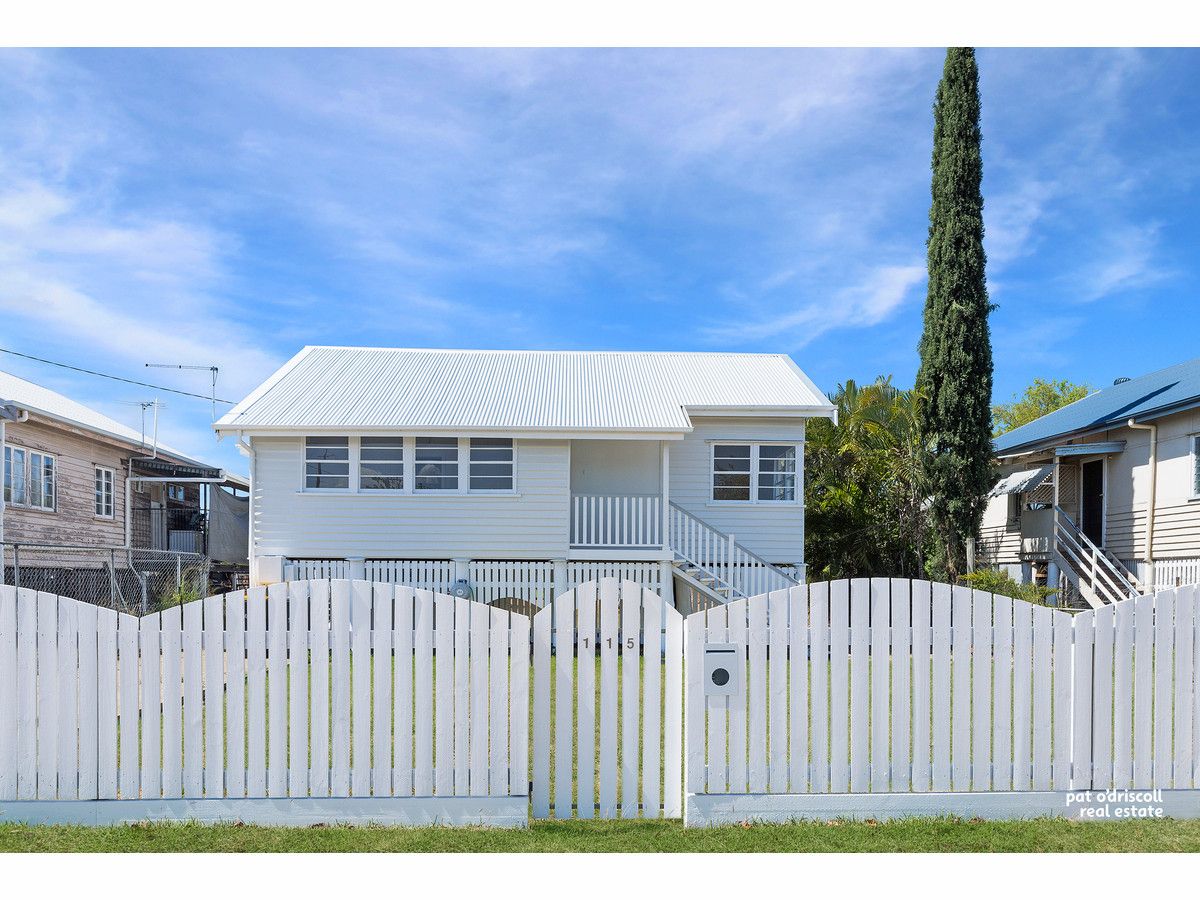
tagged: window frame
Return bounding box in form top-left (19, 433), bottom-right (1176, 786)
top-left (359, 435), bottom-right (406, 492)
top-left (709, 441), bottom-right (802, 505)
top-left (1191, 433), bottom-right (1200, 501)
top-left (468, 437), bottom-right (515, 492)
top-left (3, 444), bottom-right (56, 512)
top-left (300, 435), bottom-right (519, 496)
top-left (95, 465), bottom-right (115, 519)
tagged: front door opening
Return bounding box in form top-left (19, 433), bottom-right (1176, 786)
top-left (1080, 459), bottom-right (1105, 547)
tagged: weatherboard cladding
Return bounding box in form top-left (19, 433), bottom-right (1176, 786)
top-left (216, 348), bottom-right (834, 433)
top-left (993, 356), bottom-right (1200, 455)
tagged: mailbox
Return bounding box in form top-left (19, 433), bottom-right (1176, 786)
top-left (703, 643), bottom-right (742, 697)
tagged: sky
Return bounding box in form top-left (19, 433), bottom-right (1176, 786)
top-left (0, 47), bottom-right (1197, 474)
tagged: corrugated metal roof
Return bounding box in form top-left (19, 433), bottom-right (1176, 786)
top-left (994, 357), bottom-right (1200, 456)
top-left (215, 347), bottom-right (836, 433)
top-left (0, 369), bottom-right (208, 468)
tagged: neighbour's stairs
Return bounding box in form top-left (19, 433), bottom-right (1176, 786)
top-left (667, 501), bottom-right (798, 608)
top-left (1052, 506), bottom-right (1140, 609)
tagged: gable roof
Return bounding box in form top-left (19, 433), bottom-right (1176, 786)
top-left (214, 347), bottom-right (836, 436)
top-left (994, 357), bottom-right (1200, 456)
top-left (0, 369), bottom-right (210, 469)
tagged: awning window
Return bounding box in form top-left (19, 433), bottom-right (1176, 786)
top-left (989, 465), bottom-right (1053, 498)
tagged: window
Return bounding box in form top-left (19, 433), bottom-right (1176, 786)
top-left (95, 466), bottom-right (114, 518)
top-left (712, 443), bottom-right (798, 503)
top-left (360, 436), bottom-right (404, 490)
top-left (3, 446), bottom-right (55, 511)
top-left (305, 436), bottom-right (350, 489)
top-left (167, 484), bottom-right (185, 502)
top-left (712, 444), bottom-right (752, 501)
top-left (415, 437), bottom-right (458, 491)
top-left (469, 438), bottom-right (514, 491)
top-left (1007, 492), bottom-right (1023, 524)
top-left (1192, 434), bottom-right (1200, 499)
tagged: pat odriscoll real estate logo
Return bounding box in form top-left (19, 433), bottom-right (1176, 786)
top-left (1066, 789), bottom-right (1166, 819)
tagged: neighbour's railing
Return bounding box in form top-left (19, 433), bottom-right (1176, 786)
top-left (570, 494), bottom-right (662, 548)
top-left (1053, 507), bottom-right (1139, 608)
top-left (667, 502), bottom-right (797, 600)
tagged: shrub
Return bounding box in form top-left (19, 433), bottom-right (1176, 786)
top-left (960, 568), bottom-right (1057, 606)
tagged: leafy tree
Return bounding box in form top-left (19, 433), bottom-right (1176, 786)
top-left (915, 48), bottom-right (994, 581)
top-left (805, 377), bottom-right (929, 580)
top-left (992, 377), bottom-right (1092, 435)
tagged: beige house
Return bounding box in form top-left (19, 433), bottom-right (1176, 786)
top-left (979, 357), bottom-right (1200, 607)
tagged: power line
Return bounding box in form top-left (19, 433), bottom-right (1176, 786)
top-left (0, 348), bottom-right (236, 404)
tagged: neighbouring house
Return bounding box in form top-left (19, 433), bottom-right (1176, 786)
top-left (214, 347), bottom-right (836, 610)
top-left (0, 369), bottom-right (250, 604)
top-left (979, 357), bottom-right (1200, 607)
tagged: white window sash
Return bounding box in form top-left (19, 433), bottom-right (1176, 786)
top-left (301, 435), bottom-right (518, 495)
top-left (710, 441), bottom-right (800, 505)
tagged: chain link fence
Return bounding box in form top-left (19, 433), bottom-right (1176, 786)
top-left (2, 543), bottom-right (210, 615)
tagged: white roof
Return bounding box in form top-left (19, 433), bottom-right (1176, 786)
top-left (216, 347), bottom-right (835, 436)
top-left (0, 369), bottom-right (209, 469)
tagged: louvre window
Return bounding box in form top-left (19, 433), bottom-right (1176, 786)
top-left (469, 438), bottom-right (514, 491)
top-left (415, 437), bottom-right (459, 491)
top-left (305, 436), bottom-right (350, 489)
top-left (360, 436), bottom-right (405, 490)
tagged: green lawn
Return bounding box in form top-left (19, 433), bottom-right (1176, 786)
top-left (3, 817), bottom-right (1200, 852)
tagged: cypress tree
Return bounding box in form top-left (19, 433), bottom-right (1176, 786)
top-left (916, 47), bottom-right (994, 580)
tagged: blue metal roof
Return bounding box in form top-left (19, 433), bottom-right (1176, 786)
top-left (994, 357), bottom-right (1200, 456)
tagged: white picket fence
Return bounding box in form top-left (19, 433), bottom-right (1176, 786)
top-left (532, 578), bottom-right (683, 819)
top-left (0, 580), bottom-right (529, 826)
top-left (684, 579), bottom-right (1200, 824)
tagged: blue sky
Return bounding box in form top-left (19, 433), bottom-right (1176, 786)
top-left (1, 48), bottom-right (1197, 474)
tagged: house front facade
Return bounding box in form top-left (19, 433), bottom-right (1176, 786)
top-left (979, 357), bottom-right (1200, 606)
top-left (216, 347), bottom-right (836, 609)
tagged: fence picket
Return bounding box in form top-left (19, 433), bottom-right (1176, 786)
top-left (1031, 604), bottom-right (1052, 791)
top-left (0, 588), bottom-right (13, 802)
top-left (138, 611), bottom-right (159, 800)
top-left (246, 587), bottom-right (268, 797)
top-left (204, 593), bottom-right (224, 798)
top-left (160, 605), bottom-right (182, 798)
top-left (706, 603), bottom-right (728, 795)
top-left (554, 588), bottom-right (576, 817)
top-left (413, 588), bottom-right (434, 796)
top-left (532, 593), bottom-right (551, 817)
top-left (329, 580), bottom-right (350, 797)
top-left (870, 579), bottom-right (890, 792)
top-left (182, 601), bottom-right (202, 797)
top-left (768, 589), bottom-right (788, 793)
top-left (599, 578), bottom-right (619, 817)
top-left (37, 593), bottom-right (59, 800)
top-left (809, 582), bottom-right (830, 793)
top-left (468, 597), bottom-right (487, 797)
top-left (490, 606), bottom-right (510, 799)
top-left (829, 580), bottom-right (850, 793)
top-left (991, 594), bottom-right (1013, 793)
top-left (911, 581), bottom-right (931, 792)
top-left (788, 585), bottom-right (809, 793)
top-left (1175, 588), bottom-right (1195, 789)
top-left (76, 601), bottom-right (98, 800)
top-left (576, 582), bottom-right (597, 818)
top-left (1071, 610), bottom-right (1095, 790)
top-left (1153, 591), bottom-right (1175, 787)
top-left (950, 586), bottom-right (971, 792)
top-left (226, 590), bottom-right (247, 798)
top-left (392, 586), bottom-right (414, 796)
top-left (94, 604), bottom-right (117, 800)
top-left (434, 591), bottom-right (453, 797)
top-left (620, 582), bottom-right (641, 817)
top-left (1012, 598), bottom-right (1033, 792)
top-left (1091, 603), bottom-right (1115, 790)
top-left (57, 596), bottom-right (78, 799)
top-left (289, 583), bottom-right (311, 799)
top-left (510, 611), bottom-right (530, 798)
top-left (727, 596), bottom-right (748, 794)
top-left (268, 582), bottom-right (289, 797)
top-left (1132, 593), bottom-right (1153, 787)
top-left (453, 595), bottom-right (470, 796)
top-left (930, 583), bottom-right (951, 791)
top-left (1052, 609), bottom-right (1073, 791)
top-left (890, 579), bottom-right (911, 793)
top-left (684, 600), bottom-right (704, 795)
top-left (849, 579), bottom-right (870, 792)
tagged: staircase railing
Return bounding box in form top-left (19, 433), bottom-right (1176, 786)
top-left (667, 502), bottom-right (798, 600)
top-left (1053, 506), bottom-right (1139, 608)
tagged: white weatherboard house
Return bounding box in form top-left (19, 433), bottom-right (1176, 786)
top-left (215, 347), bottom-right (836, 609)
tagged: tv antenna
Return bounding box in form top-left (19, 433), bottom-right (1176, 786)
top-left (145, 364), bottom-right (220, 422)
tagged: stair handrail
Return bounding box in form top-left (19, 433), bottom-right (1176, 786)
top-left (667, 501), bottom-right (799, 598)
top-left (1054, 506), bottom-right (1139, 604)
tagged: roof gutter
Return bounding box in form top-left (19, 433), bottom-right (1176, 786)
top-left (1126, 418), bottom-right (1157, 592)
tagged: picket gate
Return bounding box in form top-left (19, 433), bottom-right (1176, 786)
top-left (0, 580), bottom-right (528, 826)
top-left (531, 578), bottom-right (683, 820)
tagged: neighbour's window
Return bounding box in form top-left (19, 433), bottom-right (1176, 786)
top-left (712, 443), bottom-right (798, 503)
top-left (305, 436), bottom-right (350, 489)
top-left (1193, 434), bottom-right (1200, 498)
top-left (469, 438), bottom-right (514, 491)
top-left (3, 447), bottom-right (55, 511)
top-left (95, 466), bottom-right (114, 518)
top-left (360, 436), bottom-right (405, 490)
top-left (1007, 492), bottom-right (1023, 524)
top-left (167, 484), bottom-right (185, 502)
top-left (712, 444), bottom-right (752, 501)
top-left (415, 437), bottom-right (458, 491)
